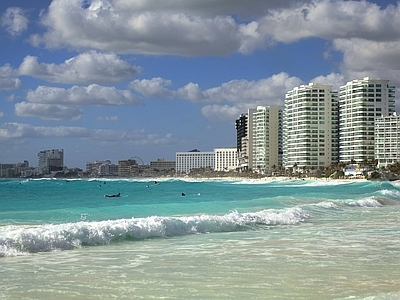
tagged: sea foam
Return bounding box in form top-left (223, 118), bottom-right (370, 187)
top-left (347, 197), bottom-right (383, 207)
top-left (0, 207), bottom-right (307, 257)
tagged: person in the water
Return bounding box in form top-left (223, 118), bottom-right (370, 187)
top-left (105, 192), bottom-right (121, 198)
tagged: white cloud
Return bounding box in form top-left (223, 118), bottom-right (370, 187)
top-left (96, 116), bottom-right (119, 121)
top-left (1, 7), bottom-right (29, 36)
top-left (29, 0), bottom-right (400, 57)
top-left (0, 122), bottom-right (174, 146)
top-left (26, 84), bottom-right (143, 106)
top-left (257, 1), bottom-right (400, 43)
top-left (310, 73), bottom-right (346, 90)
top-left (14, 102), bottom-right (84, 120)
top-left (0, 111), bottom-right (4, 118)
top-left (201, 105), bottom-right (242, 122)
top-left (18, 51), bottom-right (141, 84)
top-left (131, 72), bottom-right (303, 121)
top-left (332, 39), bottom-right (400, 87)
top-left (31, 0), bottom-right (242, 56)
top-left (129, 77), bottom-right (175, 98)
top-left (0, 77), bottom-right (22, 91)
top-left (132, 72), bottom-right (302, 105)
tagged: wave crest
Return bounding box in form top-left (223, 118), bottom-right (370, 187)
top-left (0, 208), bottom-right (307, 257)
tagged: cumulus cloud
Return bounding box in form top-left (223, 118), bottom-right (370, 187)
top-left (132, 72), bottom-right (302, 105)
top-left (18, 51), bottom-right (141, 84)
top-left (257, 0), bottom-right (400, 43)
top-left (333, 39), bottom-right (400, 82)
top-left (96, 115), bottom-right (119, 121)
top-left (310, 73), bottom-right (346, 90)
top-left (131, 72), bottom-right (303, 121)
top-left (0, 122), bottom-right (174, 146)
top-left (14, 102), bottom-right (84, 120)
top-left (26, 84), bottom-right (143, 106)
top-left (129, 77), bottom-right (175, 98)
top-left (30, 0), bottom-right (242, 56)
top-left (0, 77), bottom-right (22, 91)
top-left (29, 0), bottom-right (400, 57)
top-left (11, 83), bottom-right (142, 121)
top-left (1, 7), bottom-right (29, 36)
top-left (201, 105), bottom-right (242, 122)
top-left (0, 111), bottom-right (4, 118)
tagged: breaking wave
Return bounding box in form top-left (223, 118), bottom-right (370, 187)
top-left (0, 207), bottom-right (307, 257)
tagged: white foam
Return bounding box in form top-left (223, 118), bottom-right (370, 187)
top-left (347, 198), bottom-right (382, 208)
top-left (380, 189), bottom-right (400, 199)
top-left (0, 208), bottom-right (308, 257)
top-left (313, 201), bottom-right (339, 209)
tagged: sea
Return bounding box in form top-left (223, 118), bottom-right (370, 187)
top-left (1, 178), bottom-right (400, 299)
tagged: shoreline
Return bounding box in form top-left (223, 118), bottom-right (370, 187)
top-left (0, 175), bottom-right (372, 183)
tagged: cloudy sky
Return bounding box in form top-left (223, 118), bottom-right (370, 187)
top-left (1, 0), bottom-right (399, 168)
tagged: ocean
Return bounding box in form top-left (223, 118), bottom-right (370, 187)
top-left (1, 178), bottom-right (400, 299)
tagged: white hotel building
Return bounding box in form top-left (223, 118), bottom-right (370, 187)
top-left (252, 106), bottom-right (282, 174)
top-left (175, 150), bottom-right (215, 174)
top-left (339, 77), bottom-right (396, 163)
top-left (215, 148), bottom-right (237, 172)
top-left (375, 114), bottom-right (400, 167)
top-left (284, 83), bottom-right (339, 169)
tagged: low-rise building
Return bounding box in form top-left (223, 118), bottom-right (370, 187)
top-left (150, 158), bottom-right (175, 171)
top-left (214, 148), bottom-right (237, 172)
top-left (176, 149), bottom-right (215, 174)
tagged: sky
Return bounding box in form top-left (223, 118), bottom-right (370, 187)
top-left (1, 0), bottom-right (400, 169)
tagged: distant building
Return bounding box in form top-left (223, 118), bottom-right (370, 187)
top-left (0, 160), bottom-right (31, 178)
top-left (214, 148), bottom-right (237, 172)
top-left (284, 83), bottom-right (339, 169)
top-left (150, 158), bottom-right (175, 171)
top-left (38, 149), bottom-right (64, 175)
top-left (118, 158), bottom-right (140, 177)
top-left (339, 77), bottom-right (395, 163)
top-left (252, 106), bottom-right (282, 174)
top-left (86, 160), bottom-right (118, 176)
top-left (235, 109), bottom-right (255, 172)
top-left (175, 149), bottom-right (215, 174)
top-left (375, 114), bottom-right (400, 168)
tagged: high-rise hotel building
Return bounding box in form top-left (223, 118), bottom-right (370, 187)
top-left (235, 109), bottom-right (255, 171)
top-left (252, 106), bottom-right (282, 173)
top-left (339, 77), bottom-right (395, 163)
top-left (284, 83), bottom-right (339, 169)
top-left (38, 149), bottom-right (64, 174)
top-left (375, 114), bottom-right (400, 167)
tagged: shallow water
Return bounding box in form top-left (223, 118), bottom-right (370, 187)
top-left (1, 178), bottom-right (400, 299)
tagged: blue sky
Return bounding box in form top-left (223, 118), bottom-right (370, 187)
top-left (1, 0), bottom-right (400, 168)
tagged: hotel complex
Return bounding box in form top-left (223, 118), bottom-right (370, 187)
top-left (253, 106), bottom-right (282, 173)
top-left (284, 83), bottom-right (339, 169)
top-left (375, 114), bottom-right (400, 168)
top-left (233, 77), bottom-right (397, 175)
top-left (1, 77), bottom-right (398, 178)
top-left (175, 149), bottom-right (215, 174)
top-left (339, 78), bottom-right (396, 163)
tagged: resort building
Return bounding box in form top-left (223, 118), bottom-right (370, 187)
top-left (175, 149), bottom-right (215, 174)
top-left (284, 83), bottom-right (339, 169)
top-left (375, 114), bottom-right (400, 168)
top-left (150, 158), bottom-right (176, 171)
top-left (214, 148), bottom-right (238, 172)
top-left (0, 161), bottom-right (30, 178)
top-left (38, 149), bottom-right (64, 175)
top-left (252, 106), bottom-right (282, 174)
top-left (235, 109), bottom-right (255, 172)
top-left (118, 158), bottom-right (141, 177)
top-left (86, 160), bottom-right (117, 176)
top-left (339, 77), bottom-right (396, 163)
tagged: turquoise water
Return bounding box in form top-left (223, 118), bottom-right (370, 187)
top-left (1, 178), bottom-right (400, 299)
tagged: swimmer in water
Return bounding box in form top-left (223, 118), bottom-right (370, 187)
top-left (104, 192), bottom-right (121, 198)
